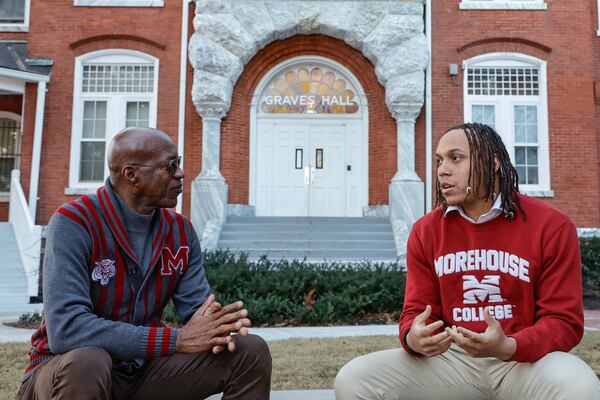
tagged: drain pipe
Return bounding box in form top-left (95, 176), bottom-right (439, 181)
top-left (177, 0), bottom-right (193, 213)
top-left (425, 0), bottom-right (433, 213)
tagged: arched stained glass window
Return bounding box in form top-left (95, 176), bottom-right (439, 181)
top-left (260, 65), bottom-right (360, 114)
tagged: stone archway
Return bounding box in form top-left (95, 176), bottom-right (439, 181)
top-left (190, 0), bottom-right (429, 253)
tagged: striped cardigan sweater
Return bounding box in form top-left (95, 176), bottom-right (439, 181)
top-left (23, 181), bottom-right (210, 381)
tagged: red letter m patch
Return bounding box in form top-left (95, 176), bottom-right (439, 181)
top-left (160, 246), bottom-right (189, 276)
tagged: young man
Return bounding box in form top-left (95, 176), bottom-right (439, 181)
top-left (335, 123), bottom-right (600, 399)
top-left (17, 127), bottom-right (272, 400)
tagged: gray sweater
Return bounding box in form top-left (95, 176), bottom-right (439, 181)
top-left (23, 180), bottom-right (210, 380)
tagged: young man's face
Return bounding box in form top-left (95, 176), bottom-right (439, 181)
top-left (435, 129), bottom-right (472, 206)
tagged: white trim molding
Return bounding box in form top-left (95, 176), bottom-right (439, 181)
top-left (463, 52), bottom-right (551, 194)
top-left (597, 0), bottom-right (600, 36)
top-left (0, 0), bottom-right (30, 32)
top-left (74, 0), bottom-right (164, 6)
top-left (68, 49), bottom-right (159, 190)
top-left (460, 1), bottom-right (547, 10)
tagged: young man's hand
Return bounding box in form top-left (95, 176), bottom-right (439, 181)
top-left (406, 305), bottom-right (453, 357)
top-left (175, 294), bottom-right (252, 354)
top-left (445, 307), bottom-right (516, 360)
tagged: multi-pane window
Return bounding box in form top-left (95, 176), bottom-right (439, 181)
top-left (0, 0), bottom-right (25, 23)
top-left (465, 54), bottom-right (549, 192)
top-left (466, 67), bottom-right (539, 96)
top-left (70, 51), bottom-right (158, 188)
top-left (513, 105), bottom-right (539, 185)
top-left (0, 116), bottom-right (21, 192)
top-left (80, 101), bottom-right (107, 182)
top-left (82, 65), bottom-right (154, 93)
top-left (125, 102), bottom-right (150, 127)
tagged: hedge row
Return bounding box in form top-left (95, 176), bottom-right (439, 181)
top-left (164, 251), bottom-right (405, 326)
top-left (164, 237), bottom-right (600, 326)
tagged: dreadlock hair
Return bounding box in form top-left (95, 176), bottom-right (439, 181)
top-left (435, 123), bottom-right (525, 221)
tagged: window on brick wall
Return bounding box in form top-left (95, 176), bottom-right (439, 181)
top-left (460, 0), bottom-right (547, 10)
top-left (0, 112), bottom-right (21, 193)
top-left (0, 0), bottom-right (30, 31)
top-left (464, 53), bottom-right (551, 195)
top-left (69, 50), bottom-right (158, 190)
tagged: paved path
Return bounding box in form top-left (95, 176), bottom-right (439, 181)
top-left (3, 310), bottom-right (599, 400)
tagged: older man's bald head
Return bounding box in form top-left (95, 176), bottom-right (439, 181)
top-left (107, 127), bottom-right (176, 183)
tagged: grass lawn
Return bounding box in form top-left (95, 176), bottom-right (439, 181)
top-left (2, 332), bottom-right (600, 399)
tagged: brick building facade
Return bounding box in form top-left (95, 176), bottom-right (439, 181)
top-left (1, 0), bottom-right (598, 233)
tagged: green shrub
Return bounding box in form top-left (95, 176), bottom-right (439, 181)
top-left (581, 237), bottom-right (600, 290)
top-left (19, 312), bottom-right (42, 325)
top-left (163, 250), bottom-right (406, 326)
top-left (162, 238), bottom-right (600, 326)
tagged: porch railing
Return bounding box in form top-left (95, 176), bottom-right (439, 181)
top-left (9, 169), bottom-right (42, 298)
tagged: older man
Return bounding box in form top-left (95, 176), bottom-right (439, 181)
top-left (17, 127), bottom-right (271, 400)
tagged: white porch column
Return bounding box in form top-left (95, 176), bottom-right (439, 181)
top-left (28, 81), bottom-right (47, 221)
top-left (190, 104), bottom-right (228, 251)
top-left (389, 103), bottom-right (424, 260)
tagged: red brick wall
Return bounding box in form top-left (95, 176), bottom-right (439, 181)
top-left (220, 34), bottom-right (413, 207)
top-left (432, 0), bottom-right (599, 227)
top-left (0, 95), bottom-right (22, 115)
top-left (0, 0), bottom-right (187, 224)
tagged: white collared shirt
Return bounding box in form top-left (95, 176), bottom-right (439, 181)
top-left (444, 194), bottom-right (503, 224)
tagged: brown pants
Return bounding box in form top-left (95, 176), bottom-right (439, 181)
top-left (17, 334), bottom-right (272, 400)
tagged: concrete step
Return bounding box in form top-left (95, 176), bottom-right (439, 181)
top-left (222, 223), bottom-right (392, 232)
top-left (228, 216), bottom-right (388, 224)
top-left (0, 222), bottom-right (31, 308)
top-left (208, 391), bottom-right (334, 400)
top-left (219, 240), bottom-right (396, 250)
top-left (0, 282), bottom-right (28, 294)
top-left (236, 249), bottom-right (398, 261)
top-left (218, 217), bottom-right (397, 261)
top-left (0, 292), bottom-right (29, 305)
top-left (0, 302), bottom-right (43, 316)
top-left (220, 231), bottom-right (394, 241)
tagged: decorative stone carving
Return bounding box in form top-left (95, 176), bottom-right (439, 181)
top-left (191, 0), bottom-right (428, 119)
top-left (194, 14), bottom-right (257, 64)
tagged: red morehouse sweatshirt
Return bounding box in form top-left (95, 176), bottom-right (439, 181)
top-left (399, 194), bottom-right (584, 362)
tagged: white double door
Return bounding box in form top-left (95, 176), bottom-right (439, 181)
top-left (255, 120), bottom-right (364, 217)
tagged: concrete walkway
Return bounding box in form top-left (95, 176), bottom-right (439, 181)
top-left (3, 310), bottom-right (600, 400)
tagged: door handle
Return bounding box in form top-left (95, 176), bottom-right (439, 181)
top-left (310, 167), bottom-right (316, 184)
top-left (304, 166), bottom-right (310, 185)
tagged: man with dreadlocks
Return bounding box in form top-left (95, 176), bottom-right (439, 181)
top-left (335, 123), bottom-right (600, 399)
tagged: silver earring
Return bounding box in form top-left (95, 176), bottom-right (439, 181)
top-left (492, 192), bottom-right (497, 200)
top-left (466, 186), bottom-right (472, 194)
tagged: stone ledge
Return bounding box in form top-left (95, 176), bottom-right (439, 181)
top-left (64, 187), bottom-right (99, 195)
top-left (74, 0), bottom-right (164, 6)
top-left (459, 1), bottom-right (547, 10)
top-left (0, 24), bottom-right (28, 32)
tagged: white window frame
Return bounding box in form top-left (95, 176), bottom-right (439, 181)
top-left (74, 0), bottom-right (163, 7)
top-left (68, 49), bottom-right (159, 192)
top-left (460, 0), bottom-right (547, 10)
top-left (463, 52), bottom-right (552, 196)
top-left (597, 0), bottom-right (600, 36)
top-left (0, 0), bottom-right (30, 32)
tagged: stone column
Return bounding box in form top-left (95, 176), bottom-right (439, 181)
top-left (388, 103), bottom-right (424, 260)
top-left (191, 104), bottom-right (229, 251)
